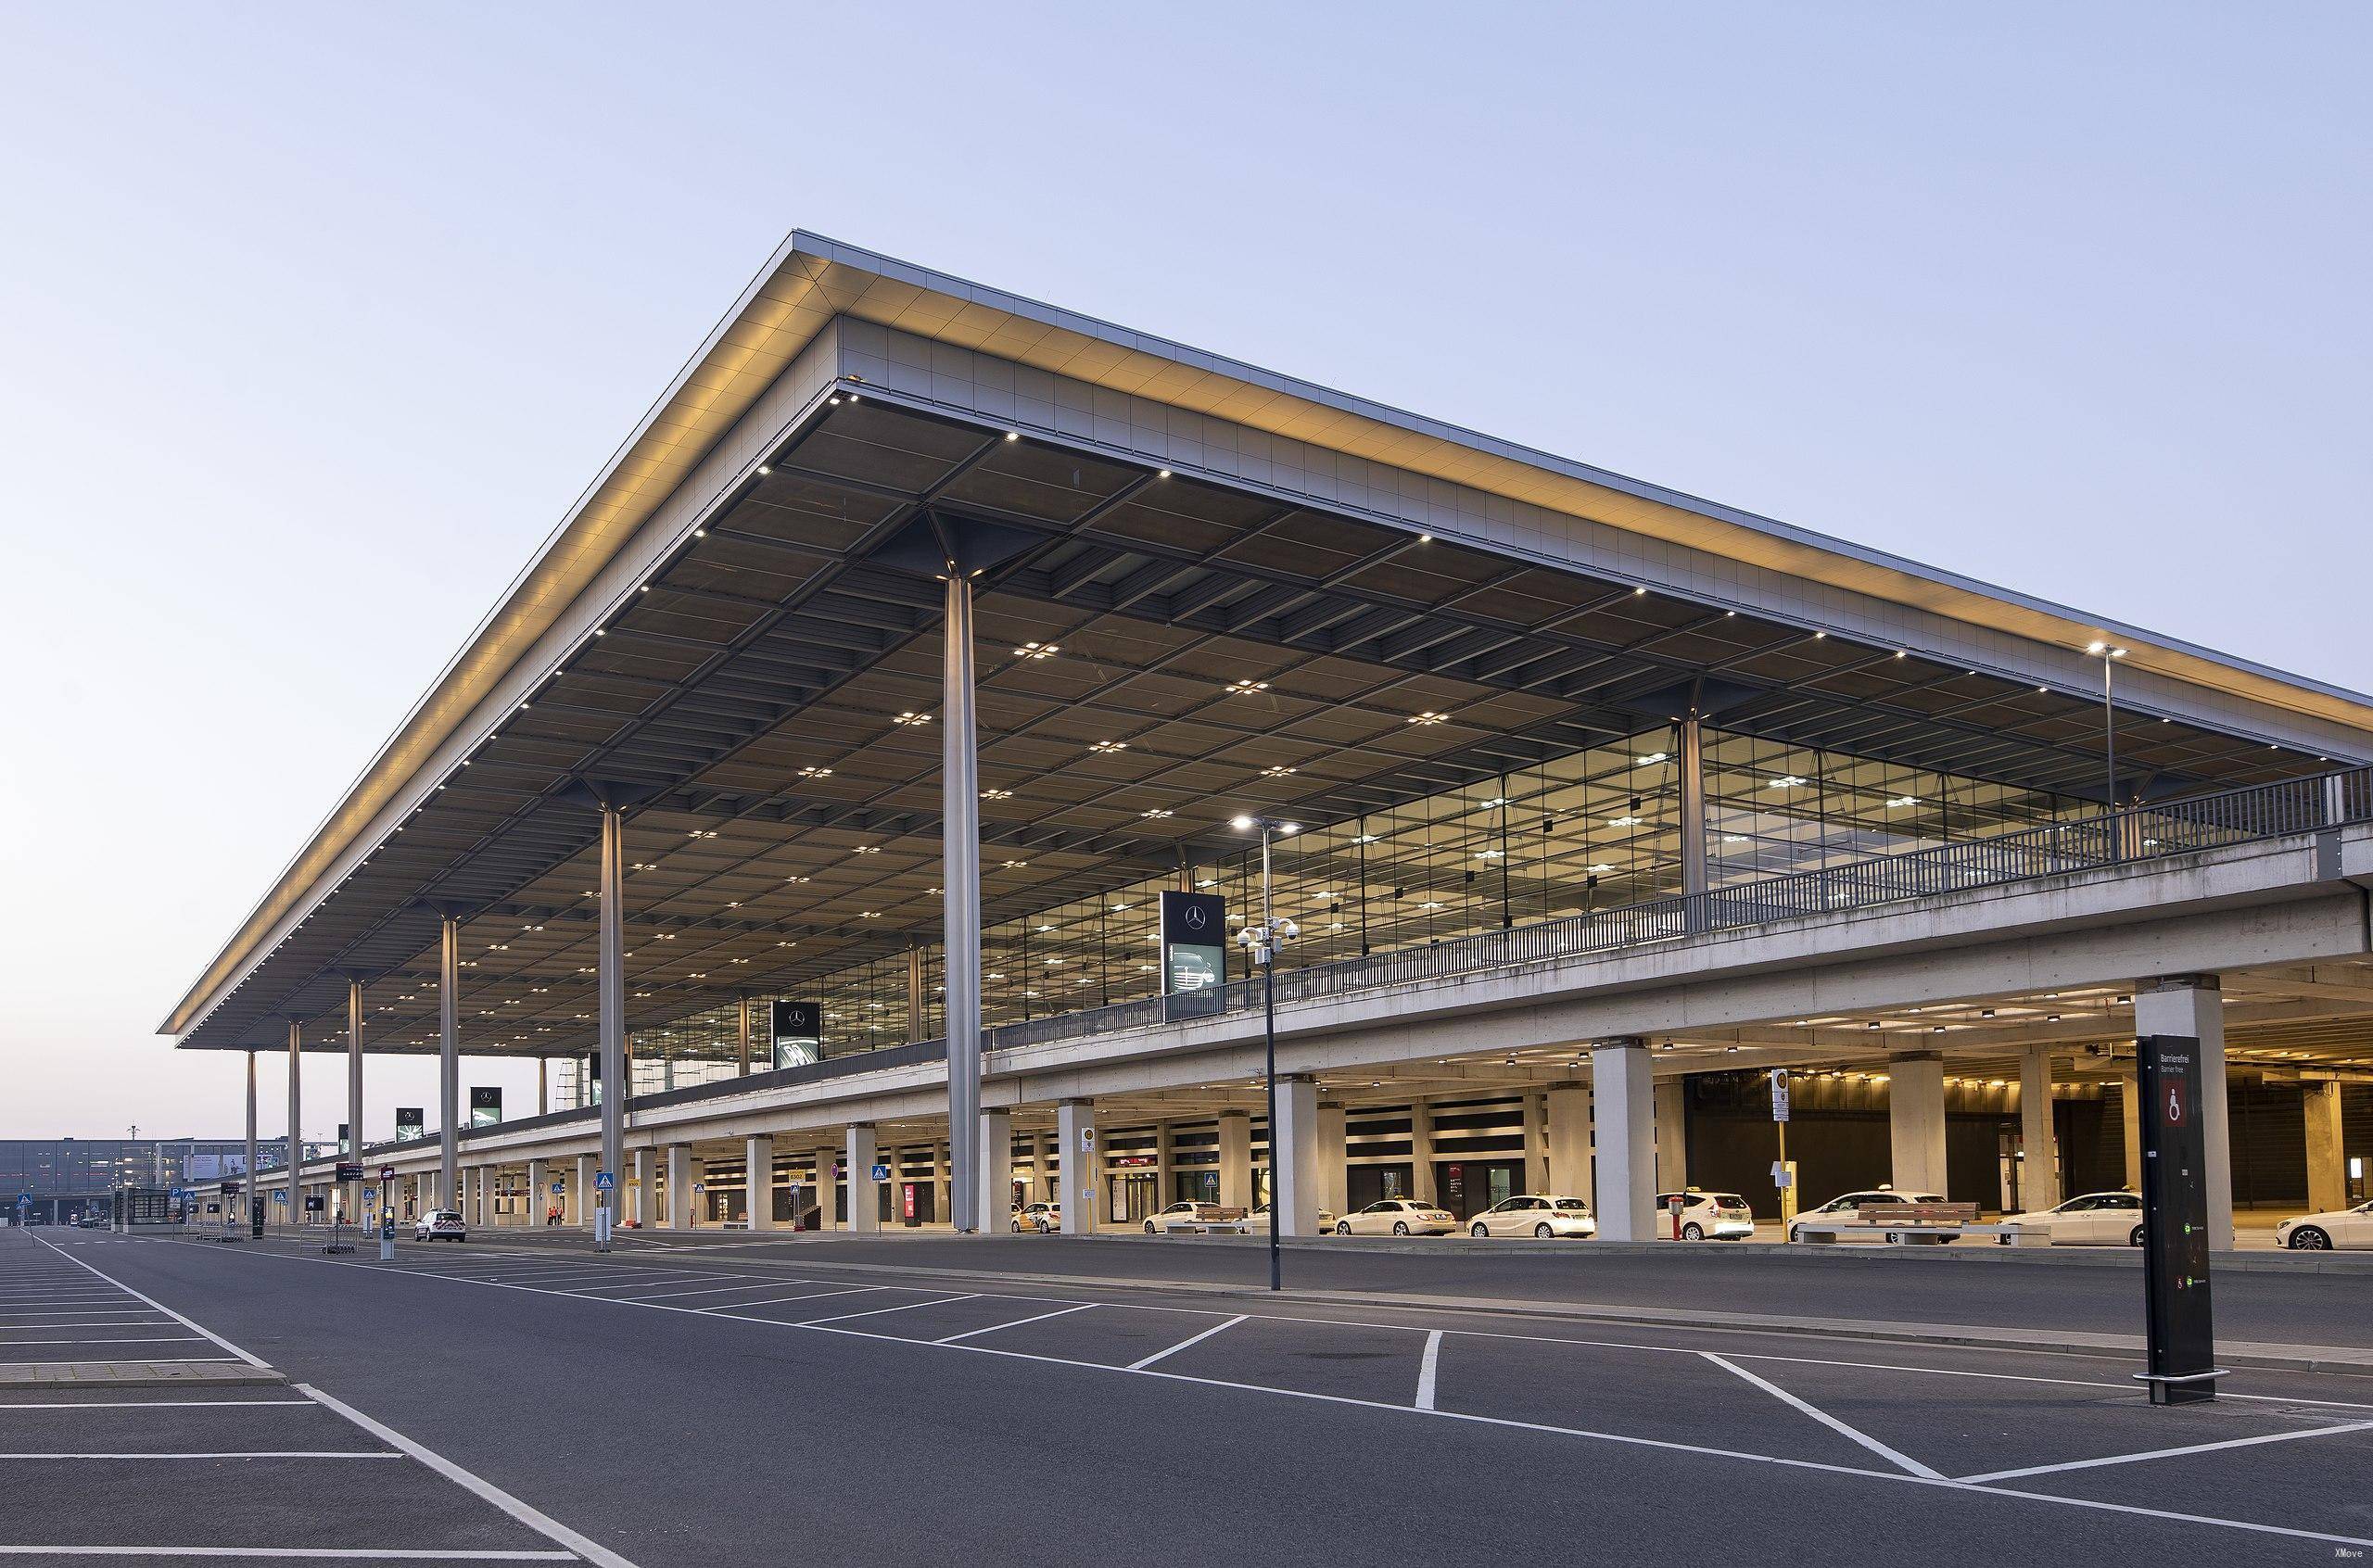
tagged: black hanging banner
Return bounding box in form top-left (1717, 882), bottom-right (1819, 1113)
top-left (2137, 1034), bottom-right (2220, 1404)
top-left (395, 1107), bottom-right (425, 1142)
top-left (469, 1087), bottom-right (502, 1128)
top-left (1160, 891), bottom-right (1227, 1019)
top-left (771, 1000), bottom-right (821, 1069)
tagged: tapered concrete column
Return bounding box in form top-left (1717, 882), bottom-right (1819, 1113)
top-left (1408, 1103), bottom-right (1438, 1204)
top-left (1272, 1077), bottom-right (1323, 1236)
top-left (942, 572), bottom-right (984, 1233)
top-left (2136, 976), bottom-right (2232, 1250)
top-left (438, 914), bottom-right (461, 1221)
top-left (846, 1125), bottom-right (881, 1233)
top-left (1593, 1039), bottom-right (1656, 1240)
top-left (1520, 1091), bottom-right (1548, 1193)
top-left (811, 1150), bottom-right (837, 1231)
top-left (630, 1148), bottom-right (653, 1227)
top-left (1545, 1083), bottom-right (1592, 1202)
top-left (527, 1159), bottom-right (548, 1227)
top-left (907, 947), bottom-right (926, 1044)
top-left (1316, 1104), bottom-right (1348, 1219)
top-left (665, 1145), bottom-right (692, 1230)
top-left (286, 1019), bottom-right (303, 1223)
top-left (742, 1136), bottom-right (774, 1229)
top-left (976, 1109), bottom-right (1010, 1231)
top-left (345, 978), bottom-right (365, 1226)
top-left (1032, 1130), bottom-right (1053, 1203)
top-left (574, 1154), bottom-right (594, 1225)
top-left (1056, 1102), bottom-right (1098, 1234)
top-left (1654, 1079), bottom-right (1688, 1193)
top-left (1887, 1054), bottom-right (1948, 1195)
top-left (243, 1051), bottom-right (258, 1232)
top-left (1679, 712), bottom-right (1707, 916)
top-left (2019, 1047), bottom-right (2059, 1210)
top-left (2304, 1081), bottom-right (2346, 1213)
top-left (736, 997), bottom-right (753, 1077)
top-left (597, 804), bottom-right (628, 1227)
top-left (1217, 1112), bottom-right (1251, 1209)
top-left (2121, 1066), bottom-right (2144, 1188)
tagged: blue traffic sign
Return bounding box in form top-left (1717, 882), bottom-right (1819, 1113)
top-left (870, 1163), bottom-right (890, 1182)
top-left (594, 1170), bottom-right (615, 1191)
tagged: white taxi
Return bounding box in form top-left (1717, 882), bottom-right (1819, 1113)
top-left (1999, 1190), bottom-right (2144, 1246)
top-left (1334, 1199), bottom-right (1457, 1236)
top-left (1467, 1195), bottom-right (1597, 1239)
top-left (2275, 1200), bottom-right (2373, 1250)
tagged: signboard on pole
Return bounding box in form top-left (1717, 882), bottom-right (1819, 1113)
top-left (869, 1163), bottom-right (890, 1182)
top-left (334, 1162), bottom-right (362, 1183)
top-left (394, 1107), bottom-right (425, 1142)
top-left (1160, 891), bottom-right (1227, 1019)
top-left (770, 1000), bottom-right (821, 1070)
top-left (1769, 1069), bottom-right (1791, 1123)
top-left (468, 1087), bottom-right (502, 1128)
top-left (594, 1170), bottom-right (615, 1192)
top-left (2137, 1033), bottom-right (2220, 1404)
top-left (337, 1123), bottom-right (351, 1156)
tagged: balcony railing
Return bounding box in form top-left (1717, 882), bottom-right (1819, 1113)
top-left (984, 764), bottom-right (2373, 1052)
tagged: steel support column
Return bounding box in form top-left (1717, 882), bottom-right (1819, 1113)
top-left (1679, 712), bottom-right (1707, 925)
top-left (345, 978), bottom-right (364, 1223)
top-left (438, 915), bottom-right (461, 1214)
top-left (942, 572), bottom-right (984, 1233)
top-left (598, 803), bottom-right (628, 1225)
top-left (285, 1019), bottom-right (303, 1226)
top-left (243, 1050), bottom-right (258, 1232)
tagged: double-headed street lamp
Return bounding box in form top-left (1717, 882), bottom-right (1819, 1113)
top-left (1231, 813), bottom-right (1299, 1290)
top-left (2086, 639), bottom-right (2128, 834)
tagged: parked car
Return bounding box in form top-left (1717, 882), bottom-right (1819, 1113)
top-left (1466, 1195), bottom-right (1597, 1239)
top-left (1786, 1189), bottom-right (1947, 1243)
top-left (2275, 1200), bottom-right (2373, 1250)
top-left (1999, 1190), bottom-right (2144, 1246)
top-left (413, 1208), bottom-right (468, 1242)
top-left (1244, 1201), bottom-right (1337, 1234)
top-left (1011, 1201), bottom-right (1060, 1233)
top-left (1335, 1199), bottom-right (1456, 1236)
top-left (1143, 1202), bottom-right (1245, 1234)
top-left (1656, 1191), bottom-right (1757, 1241)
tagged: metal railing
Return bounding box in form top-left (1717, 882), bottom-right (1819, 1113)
top-left (984, 764), bottom-right (2373, 1052)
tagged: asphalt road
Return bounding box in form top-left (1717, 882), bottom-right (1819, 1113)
top-left (8, 1229), bottom-right (2372, 1566)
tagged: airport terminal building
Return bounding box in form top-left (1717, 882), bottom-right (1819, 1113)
top-left (168, 234), bottom-right (2373, 1248)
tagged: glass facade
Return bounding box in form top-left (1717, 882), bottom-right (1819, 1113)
top-left (599, 725), bottom-right (2097, 1080)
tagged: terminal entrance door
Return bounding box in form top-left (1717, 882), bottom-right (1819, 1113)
top-left (1109, 1172), bottom-right (1158, 1223)
top-left (1174, 1171), bottom-right (1218, 1205)
top-left (1346, 1164), bottom-right (1412, 1211)
top-left (1435, 1159), bottom-right (1520, 1220)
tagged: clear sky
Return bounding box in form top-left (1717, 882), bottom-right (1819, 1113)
top-left (0, 4), bottom-right (2365, 1141)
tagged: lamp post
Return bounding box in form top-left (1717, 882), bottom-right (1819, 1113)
top-left (2086, 640), bottom-right (2128, 836)
top-left (1230, 813), bottom-right (1299, 1291)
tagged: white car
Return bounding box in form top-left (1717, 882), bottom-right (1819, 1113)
top-left (1244, 1202), bottom-right (1337, 1234)
top-left (1467, 1195), bottom-right (1596, 1239)
top-left (1999, 1190), bottom-right (2144, 1246)
top-left (1010, 1201), bottom-right (1060, 1233)
top-left (2276, 1200), bottom-right (2373, 1250)
top-left (1786, 1189), bottom-right (1947, 1244)
top-left (413, 1209), bottom-right (468, 1242)
top-left (1656, 1191), bottom-right (1756, 1241)
top-left (1143, 1202), bottom-right (1246, 1234)
top-left (1334, 1199), bottom-right (1456, 1237)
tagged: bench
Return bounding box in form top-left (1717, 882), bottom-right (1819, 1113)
top-left (1795, 1203), bottom-right (2049, 1246)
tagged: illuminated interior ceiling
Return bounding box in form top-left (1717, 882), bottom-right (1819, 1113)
top-left (184, 398), bottom-right (2335, 1059)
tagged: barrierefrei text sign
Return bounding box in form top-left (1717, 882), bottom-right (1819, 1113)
top-left (771, 1000), bottom-right (822, 1070)
top-left (2138, 1033), bottom-right (2219, 1404)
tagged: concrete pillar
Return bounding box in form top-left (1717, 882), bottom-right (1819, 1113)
top-left (932, 1141), bottom-right (950, 1228)
top-left (1887, 1054), bottom-right (1948, 1195)
top-left (2305, 1081), bottom-right (2347, 1214)
top-left (977, 1109), bottom-right (1011, 1231)
top-left (745, 1135), bottom-right (775, 1230)
top-left (1679, 712), bottom-right (1707, 905)
top-left (1056, 1101), bottom-right (1098, 1234)
top-left (846, 1125), bottom-right (880, 1233)
top-left (1520, 1091), bottom-right (1549, 1194)
top-left (2136, 976), bottom-right (2232, 1251)
top-left (1273, 1077), bottom-right (1323, 1236)
top-left (737, 996), bottom-right (753, 1078)
top-left (1654, 1078), bottom-right (1687, 1193)
top-left (2019, 1047), bottom-right (2058, 1211)
top-left (2121, 1065), bottom-right (2144, 1189)
top-left (665, 1145), bottom-right (693, 1230)
top-left (631, 1147), bottom-right (653, 1227)
top-left (1593, 1040), bottom-right (1656, 1239)
top-left (1316, 1103), bottom-right (1348, 1219)
top-left (574, 1154), bottom-right (594, 1225)
top-left (1408, 1103), bottom-right (1438, 1204)
top-left (527, 1158), bottom-right (549, 1229)
top-left (1217, 1112), bottom-right (1252, 1209)
top-left (810, 1149), bottom-right (836, 1232)
top-left (1154, 1120), bottom-right (1174, 1207)
top-left (1031, 1129), bottom-right (1053, 1204)
top-left (1545, 1083), bottom-right (1592, 1202)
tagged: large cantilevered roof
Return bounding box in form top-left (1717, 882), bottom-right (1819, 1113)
top-left (162, 232), bottom-right (2373, 1054)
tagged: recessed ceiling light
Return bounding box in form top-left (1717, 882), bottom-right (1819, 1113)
top-left (1139, 808), bottom-right (1174, 818)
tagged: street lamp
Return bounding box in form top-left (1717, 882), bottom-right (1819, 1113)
top-left (1230, 813), bottom-right (1299, 1291)
top-left (2086, 640), bottom-right (2128, 830)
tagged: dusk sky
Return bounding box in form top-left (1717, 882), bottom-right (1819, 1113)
top-left (2, 3), bottom-right (2365, 1139)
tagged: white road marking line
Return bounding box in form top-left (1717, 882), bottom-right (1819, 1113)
top-left (0, 1359), bottom-right (240, 1368)
top-left (0, 1321), bottom-right (175, 1330)
top-left (298, 1384), bottom-right (640, 1568)
top-left (0, 1450), bottom-right (400, 1460)
top-left (1127, 1314), bottom-right (1247, 1371)
top-left (0, 1400), bottom-right (317, 1410)
top-left (1716, 1347), bottom-right (2373, 1415)
top-left (934, 1303), bottom-right (1098, 1345)
top-left (596, 1282), bottom-right (784, 1302)
top-left (0, 1337), bottom-right (204, 1347)
top-left (1415, 1330), bottom-right (1443, 1410)
top-left (180, 1241), bottom-right (2373, 1552)
top-left (0, 1549), bottom-right (577, 1560)
top-left (29, 1237), bottom-right (269, 1370)
top-left (692, 1286), bottom-right (886, 1312)
top-left (1957, 1419), bottom-right (2373, 1485)
top-left (1699, 1352), bottom-right (1944, 1479)
top-left (795, 1293), bottom-right (981, 1325)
